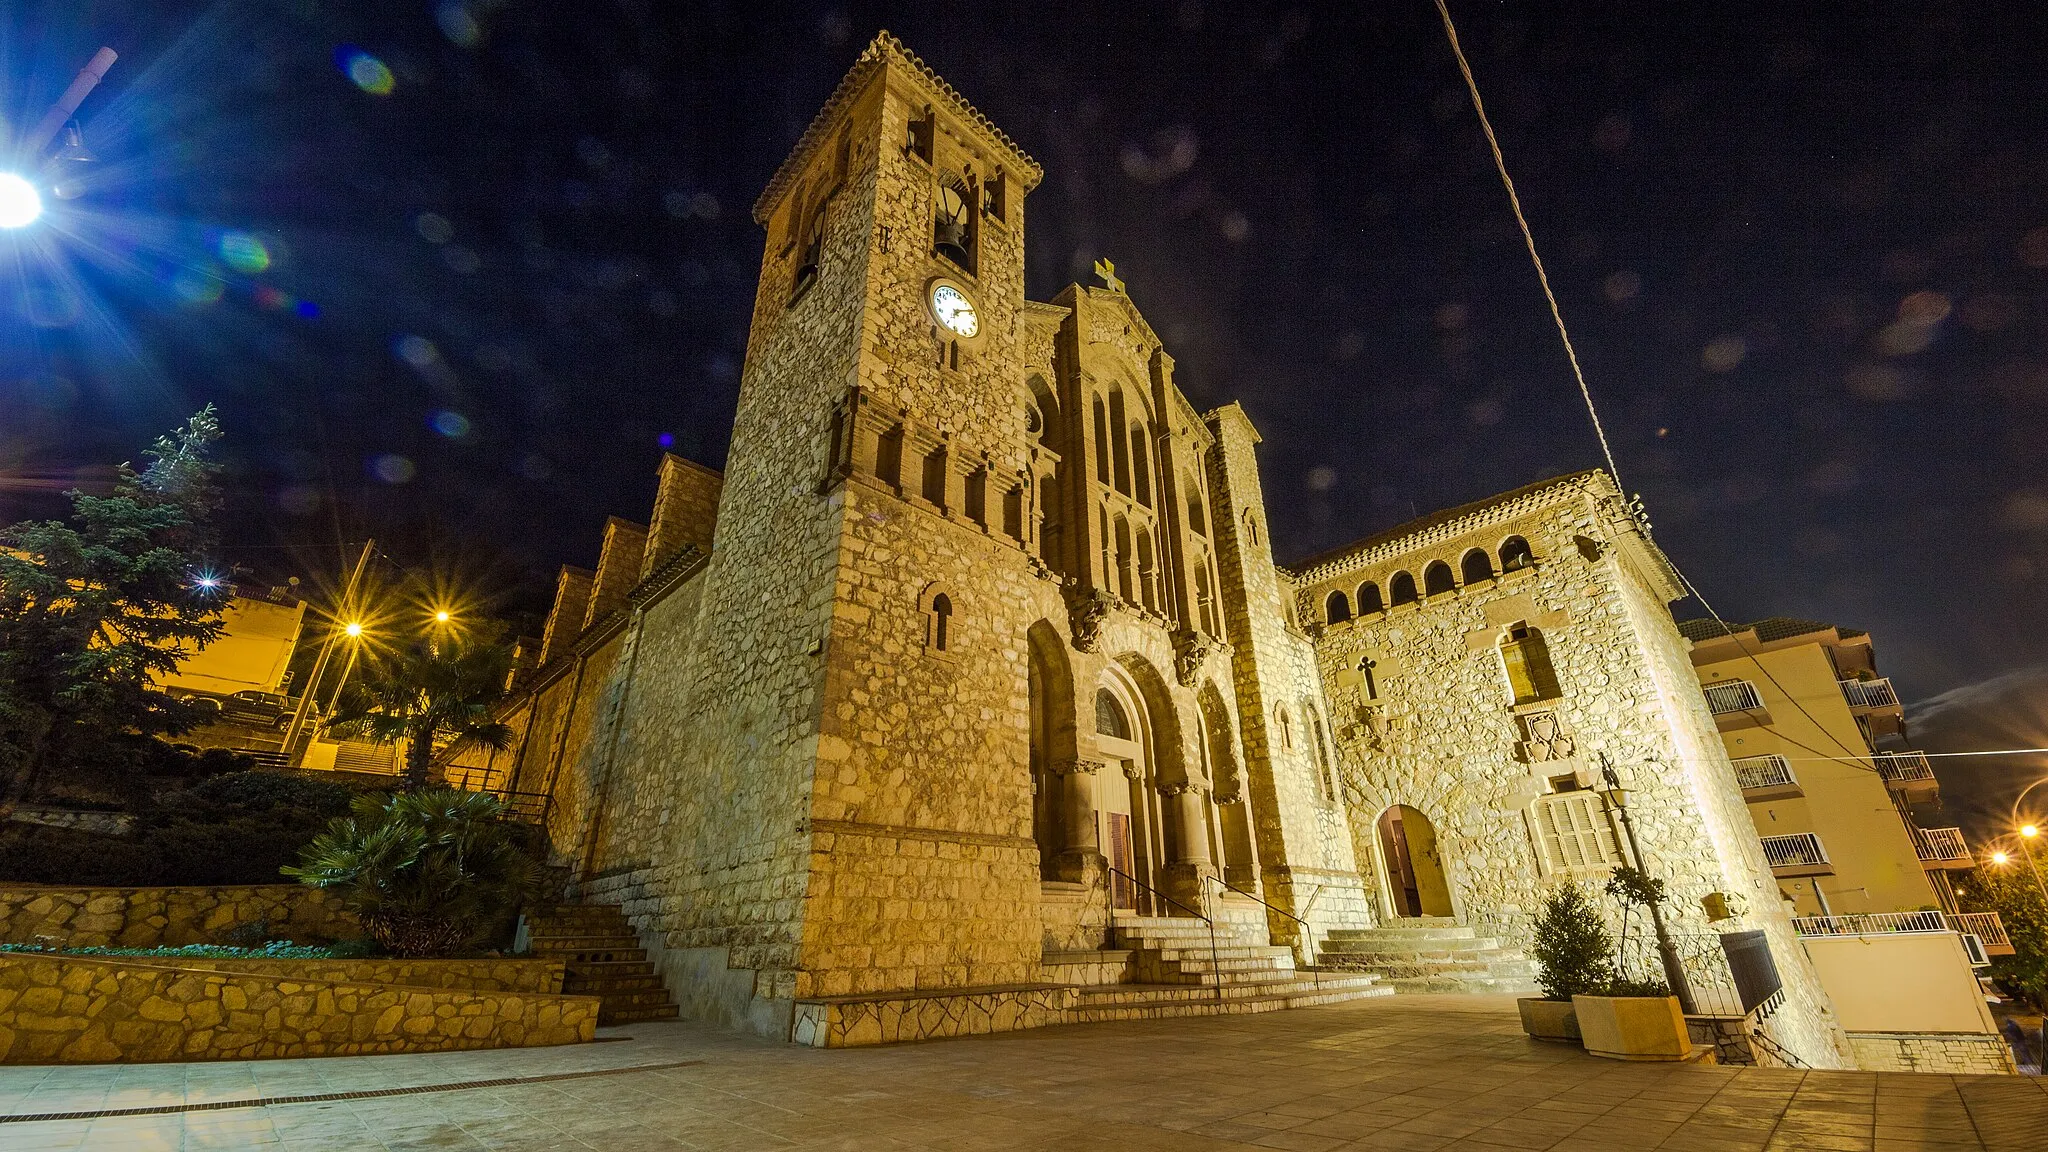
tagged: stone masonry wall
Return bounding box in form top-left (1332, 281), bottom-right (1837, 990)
top-left (1298, 472), bottom-right (1852, 1067)
top-left (0, 953), bottom-right (595, 1064)
top-left (141, 957), bottom-right (565, 995)
top-left (643, 454), bottom-right (723, 577)
top-left (1205, 404), bottom-right (1374, 949)
top-left (0, 885), bottom-right (359, 948)
top-left (1846, 1033), bottom-right (2017, 1075)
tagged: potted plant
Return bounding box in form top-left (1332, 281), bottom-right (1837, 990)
top-left (284, 788), bottom-right (540, 957)
top-left (1571, 866), bottom-right (1690, 1061)
top-left (1520, 884), bottom-right (1612, 1043)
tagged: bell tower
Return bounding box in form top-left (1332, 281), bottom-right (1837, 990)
top-left (687, 34), bottom-right (1051, 1008)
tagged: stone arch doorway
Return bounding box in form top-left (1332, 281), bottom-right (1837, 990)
top-left (1093, 670), bottom-right (1163, 912)
top-left (1376, 805), bottom-right (1453, 918)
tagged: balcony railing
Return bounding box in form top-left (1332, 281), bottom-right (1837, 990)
top-left (1873, 750), bottom-right (1935, 783)
top-left (1839, 677), bottom-right (1900, 711)
top-left (1791, 910), bottom-right (1947, 936)
top-left (1952, 912), bottom-right (2014, 953)
top-left (1703, 680), bottom-right (1764, 716)
top-left (1912, 826), bottom-right (1971, 867)
top-left (1732, 754), bottom-right (1798, 794)
top-left (1760, 832), bottom-right (1830, 873)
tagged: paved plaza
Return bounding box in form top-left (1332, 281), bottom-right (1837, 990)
top-left (2, 994), bottom-right (2044, 1151)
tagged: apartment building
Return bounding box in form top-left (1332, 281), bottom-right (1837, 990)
top-left (1681, 616), bottom-right (2011, 1073)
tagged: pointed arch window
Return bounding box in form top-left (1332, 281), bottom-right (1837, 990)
top-left (1095, 688), bottom-right (1130, 738)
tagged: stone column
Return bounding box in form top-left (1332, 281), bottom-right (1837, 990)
top-left (1159, 780), bottom-right (1218, 911)
top-left (1048, 757), bottom-right (1105, 883)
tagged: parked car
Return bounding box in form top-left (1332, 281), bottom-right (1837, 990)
top-left (224, 690), bottom-right (292, 727)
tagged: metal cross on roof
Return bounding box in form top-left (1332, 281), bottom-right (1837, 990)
top-left (1092, 257), bottom-right (1124, 294)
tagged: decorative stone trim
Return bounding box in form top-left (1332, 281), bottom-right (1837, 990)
top-left (807, 818), bottom-right (1036, 851)
top-left (1047, 758), bottom-right (1104, 777)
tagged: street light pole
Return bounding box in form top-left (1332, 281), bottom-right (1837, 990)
top-left (280, 539), bottom-right (374, 763)
top-left (2018, 826), bottom-right (2048, 906)
top-left (1599, 753), bottom-right (1698, 1015)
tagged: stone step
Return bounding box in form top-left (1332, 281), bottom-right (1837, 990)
top-left (1073, 973), bottom-right (1383, 1007)
top-left (1151, 945), bottom-right (1294, 962)
top-left (1068, 982), bottom-right (1393, 1022)
top-left (1316, 944), bottom-right (1515, 962)
top-left (526, 933), bottom-right (646, 951)
top-left (603, 1004), bottom-right (681, 1024)
top-left (564, 973), bottom-right (663, 992)
top-left (1387, 973), bottom-right (1539, 995)
top-left (1323, 929), bottom-right (1484, 945)
top-left (560, 958), bottom-right (656, 979)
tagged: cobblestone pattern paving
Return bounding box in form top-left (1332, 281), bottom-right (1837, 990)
top-left (2, 993), bottom-right (2041, 1150)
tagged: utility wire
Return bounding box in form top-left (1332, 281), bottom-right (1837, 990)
top-left (1435, 0), bottom-right (1888, 781)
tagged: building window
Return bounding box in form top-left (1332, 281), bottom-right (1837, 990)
top-left (1186, 480), bottom-right (1207, 537)
top-left (1501, 622), bottom-right (1562, 704)
top-left (933, 174), bottom-right (976, 275)
top-left (905, 106), bottom-right (934, 163)
top-left (1129, 423), bottom-right (1152, 507)
top-left (1242, 511), bottom-right (1260, 548)
top-left (1274, 706), bottom-right (1294, 752)
top-left (1500, 535), bottom-right (1535, 572)
top-left (1389, 570), bottom-right (1418, 605)
top-left (983, 170), bottom-right (1006, 222)
top-left (1356, 581), bottom-right (1382, 614)
top-left (1533, 791), bottom-right (1623, 872)
top-left (922, 585), bottom-right (957, 654)
top-left (1424, 561), bottom-right (1456, 596)
top-left (1460, 548), bottom-right (1494, 585)
top-left (1325, 590), bottom-right (1351, 624)
top-left (1096, 688), bottom-right (1130, 738)
top-left (1092, 396), bottom-right (1111, 486)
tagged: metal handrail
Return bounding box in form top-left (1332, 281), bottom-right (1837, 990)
top-left (1106, 865), bottom-right (1222, 1004)
top-left (1206, 875), bottom-right (1320, 991)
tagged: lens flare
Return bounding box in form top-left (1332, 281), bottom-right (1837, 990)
top-left (0, 173), bottom-right (42, 228)
top-left (217, 231), bottom-right (270, 272)
top-left (340, 48), bottom-right (395, 96)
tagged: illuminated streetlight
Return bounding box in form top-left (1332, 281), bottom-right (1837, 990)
top-left (1992, 851), bottom-right (2010, 866)
top-left (434, 610), bottom-right (451, 624)
top-left (2024, 824), bottom-right (2041, 839)
top-left (344, 621), bottom-right (363, 638)
top-left (0, 174), bottom-right (42, 229)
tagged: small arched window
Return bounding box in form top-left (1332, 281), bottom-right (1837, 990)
top-left (1500, 535), bottom-right (1535, 572)
top-left (1274, 706), bottom-right (1294, 751)
top-left (1307, 704), bottom-right (1335, 803)
top-left (1095, 688), bottom-right (1130, 738)
top-left (1092, 396), bottom-right (1111, 485)
top-left (922, 585), bottom-right (957, 654)
top-left (1129, 423), bottom-right (1152, 507)
top-left (1356, 581), bottom-right (1383, 615)
top-left (1185, 479), bottom-right (1207, 537)
top-left (1501, 621), bottom-right (1562, 704)
top-left (791, 192), bottom-right (824, 299)
top-left (1424, 561), bottom-right (1456, 596)
top-left (1461, 548), bottom-right (1495, 585)
top-left (1325, 590), bottom-right (1352, 624)
top-left (1243, 511), bottom-right (1261, 549)
top-left (1389, 570), bottom-right (1418, 605)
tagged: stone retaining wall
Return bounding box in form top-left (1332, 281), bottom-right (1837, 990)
top-left (137, 957), bottom-right (564, 995)
top-left (1847, 1032), bottom-right (2017, 1075)
top-left (0, 953), bottom-right (596, 1064)
top-left (0, 885), bottom-right (358, 948)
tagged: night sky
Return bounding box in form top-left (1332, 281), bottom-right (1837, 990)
top-left (6, 3), bottom-right (2048, 829)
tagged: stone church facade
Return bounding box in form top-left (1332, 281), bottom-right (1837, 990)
top-left (450, 34), bottom-right (1851, 1064)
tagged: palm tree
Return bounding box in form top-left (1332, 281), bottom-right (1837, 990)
top-left (323, 633), bottom-right (514, 790)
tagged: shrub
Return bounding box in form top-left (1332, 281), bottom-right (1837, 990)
top-left (1531, 884), bottom-right (1614, 1001)
top-left (0, 771), bottom-right (361, 886)
top-left (285, 789), bottom-right (540, 958)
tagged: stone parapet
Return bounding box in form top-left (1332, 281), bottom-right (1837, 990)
top-left (0, 953), bottom-right (597, 1064)
top-left (0, 885), bottom-right (358, 949)
top-left (1846, 1032), bottom-right (2018, 1075)
top-left (127, 957), bottom-right (565, 995)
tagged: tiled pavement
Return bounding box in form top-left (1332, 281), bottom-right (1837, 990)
top-left (2, 993), bottom-right (2045, 1150)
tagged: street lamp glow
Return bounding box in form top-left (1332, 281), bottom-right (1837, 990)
top-left (344, 621), bottom-right (363, 638)
top-left (0, 173), bottom-right (42, 228)
top-left (1992, 851), bottom-right (2010, 866)
top-left (2024, 824), bottom-right (2041, 839)
top-left (434, 610), bottom-right (451, 624)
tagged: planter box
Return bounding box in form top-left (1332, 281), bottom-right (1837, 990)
top-left (1571, 994), bottom-right (1689, 1061)
top-left (1517, 997), bottom-right (1581, 1043)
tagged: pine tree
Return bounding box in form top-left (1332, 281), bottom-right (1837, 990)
top-left (0, 408), bottom-right (228, 805)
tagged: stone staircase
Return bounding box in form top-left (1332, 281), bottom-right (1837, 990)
top-left (1069, 913), bottom-right (1391, 1022)
top-left (1314, 916), bottom-right (1539, 995)
top-left (521, 903), bottom-right (679, 1025)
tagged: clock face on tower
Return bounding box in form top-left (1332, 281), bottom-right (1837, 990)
top-left (930, 282), bottom-right (980, 338)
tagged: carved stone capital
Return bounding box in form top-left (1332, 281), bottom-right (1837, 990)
top-left (1049, 757), bottom-right (1105, 777)
top-left (1157, 780), bottom-right (1198, 798)
top-left (1213, 787), bottom-right (1244, 806)
top-left (1121, 761), bottom-right (1145, 781)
